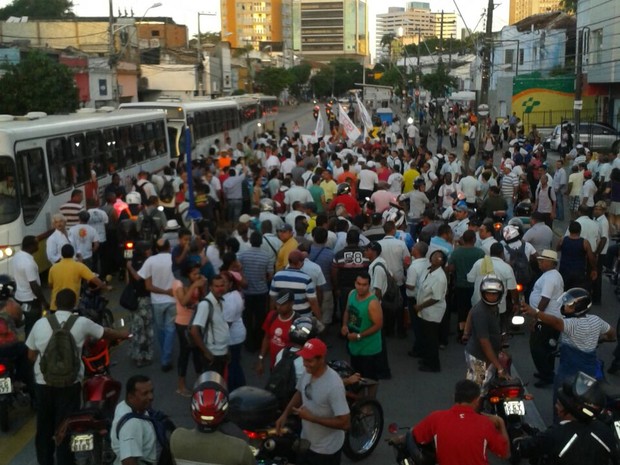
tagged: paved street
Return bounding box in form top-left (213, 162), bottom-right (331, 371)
top-left (2, 102), bottom-right (620, 465)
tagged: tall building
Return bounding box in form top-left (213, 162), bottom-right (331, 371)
top-left (509, 0), bottom-right (562, 24)
top-left (432, 11), bottom-right (457, 40)
top-left (220, 0), bottom-right (283, 50)
top-left (293, 0), bottom-right (368, 63)
top-left (376, 4), bottom-right (433, 56)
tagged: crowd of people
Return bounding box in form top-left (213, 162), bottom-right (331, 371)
top-left (2, 108), bottom-right (620, 465)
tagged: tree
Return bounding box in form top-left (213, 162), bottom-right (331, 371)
top-left (0, 51), bottom-right (79, 115)
top-left (559, 0), bottom-right (576, 13)
top-left (420, 61), bottom-right (457, 99)
top-left (288, 62), bottom-right (312, 98)
top-left (254, 67), bottom-right (293, 96)
top-left (189, 31), bottom-right (225, 48)
top-left (0, 0), bottom-right (74, 19)
top-left (380, 33), bottom-right (396, 66)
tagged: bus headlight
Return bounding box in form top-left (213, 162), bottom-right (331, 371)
top-left (4, 247), bottom-right (13, 257)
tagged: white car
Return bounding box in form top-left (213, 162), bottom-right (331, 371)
top-left (544, 122), bottom-right (620, 153)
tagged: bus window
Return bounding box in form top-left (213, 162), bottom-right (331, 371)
top-left (0, 157), bottom-right (19, 225)
top-left (85, 131), bottom-right (105, 176)
top-left (103, 128), bottom-right (122, 172)
top-left (47, 137), bottom-right (72, 193)
top-left (132, 124), bottom-right (146, 162)
top-left (16, 148), bottom-right (48, 225)
top-left (118, 125), bottom-right (132, 166)
top-left (68, 133), bottom-right (90, 184)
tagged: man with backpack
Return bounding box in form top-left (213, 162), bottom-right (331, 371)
top-left (137, 196), bottom-right (166, 246)
top-left (136, 171), bottom-right (158, 204)
top-left (26, 288), bottom-right (129, 465)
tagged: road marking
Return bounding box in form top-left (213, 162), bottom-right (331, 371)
top-left (0, 416), bottom-right (35, 465)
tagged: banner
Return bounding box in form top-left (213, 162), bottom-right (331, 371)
top-left (356, 94), bottom-right (373, 131)
top-left (314, 109), bottom-right (325, 138)
top-left (338, 104), bottom-right (361, 141)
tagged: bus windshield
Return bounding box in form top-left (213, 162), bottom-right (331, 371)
top-left (0, 157), bottom-right (19, 225)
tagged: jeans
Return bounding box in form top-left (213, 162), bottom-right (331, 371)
top-left (227, 343), bottom-right (246, 392)
top-left (504, 197), bottom-right (514, 220)
top-left (227, 199), bottom-right (243, 222)
top-left (35, 382), bottom-right (81, 465)
top-left (151, 302), bottom-right (177, 366)
top-left (555, 191), bottom-right (564, 221)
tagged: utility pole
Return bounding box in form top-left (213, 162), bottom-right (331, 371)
top-left (108, 0), bottom-right (117, 103)
top-left (417, 28), bottom-right (421, 70)
top-left (195, 11), bottom-right (216, 96)
top-left (449, 34), bottom-right (453, 69)
top-left (574, 28), bottom-right (584, 144)
top-left (439, 10), bottom-right (444, 63)
top-left (480, 0), bottom-right (494, 109)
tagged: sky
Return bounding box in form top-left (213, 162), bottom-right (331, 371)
top-left (0, 0), bottom-right (510, 57)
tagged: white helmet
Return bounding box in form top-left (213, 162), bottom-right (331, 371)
top-left (260, 198), bottom-right (275, 212)
top-left (502, 225), bottom-right (520, 243)
top-left (382, 206), bottom-right (406, 228)
top-left (126, 191), bottom-right (141, 205)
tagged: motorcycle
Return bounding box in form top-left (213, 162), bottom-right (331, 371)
top-left (328, 360), bottom-right (384, 461)
top-left (386, 423), bottom-right (436, 465)
top-left (55, 336), bottom-right (124, 465)
top-left (78, 282), bottom-right (114, 328)
top-left (0, 359), bottom-right (30, 432)
top-left (480, 315), bottom-right (532, 465)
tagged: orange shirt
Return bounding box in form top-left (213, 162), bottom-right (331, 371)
top-left (218, 155), bottom-right (232, 170)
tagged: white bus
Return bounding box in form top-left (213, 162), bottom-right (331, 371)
top-left (0, 108), bottom-right (170, 274)
top-left (120, 99), bottom-right (251, 158)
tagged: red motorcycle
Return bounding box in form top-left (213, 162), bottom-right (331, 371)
top-left (55, 339), bottom-right (122, 465)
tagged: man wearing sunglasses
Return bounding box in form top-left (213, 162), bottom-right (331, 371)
top-left (275, 338), bottom-right (350, 465)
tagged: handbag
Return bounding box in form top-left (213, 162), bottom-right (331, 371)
top-left (119, 282), bottom-right (139, 311)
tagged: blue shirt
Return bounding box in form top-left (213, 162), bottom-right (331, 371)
top-left (270, 268), bottom-right (317, 315)
top-left (428, 236), bottom-right (454, 258)
top-left (238, 247), bottom-right (271, 295)
top-left (308, 245), bottom-right (334, 291)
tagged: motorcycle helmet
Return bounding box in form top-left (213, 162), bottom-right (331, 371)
top-left (382, 206), bottom-right (407, 228)
top-left (288, 316), bottom-right (318, 346)
top-left (556, 372), bottom-right (605, 422)
top-left (502, 224), bottom-right (520, 243)
top-left (337, 183), bottom-right (351, 196)
top-left (479, 274), bottom-right (505, 305)
top-left (327, 360), bottom-right (355, 378)
top-left (191, 371), bottom-right (229, 429)
top-left (558, 288), bottom-right (592, 318)
top-left (0, 275), bottom-right (15, 300)
top-left (259, 198), bottom-right (275, 212)
top-left (514, 200), bottom-right (532, 217)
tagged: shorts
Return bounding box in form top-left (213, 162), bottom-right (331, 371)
top-left (609, 201), bottom-right (620, 216)
top-left (569, 196), bottom-right (581, 212)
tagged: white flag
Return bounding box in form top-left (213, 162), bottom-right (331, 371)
top-left (338, 104), bottom-right (361, 141)
top-left (356, 94), bottom-right (373, 131)
top-left (314, 110), bottom-right (325, 138)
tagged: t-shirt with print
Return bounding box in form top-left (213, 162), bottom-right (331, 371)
top-left (262, 311), bottom-right (295, 368)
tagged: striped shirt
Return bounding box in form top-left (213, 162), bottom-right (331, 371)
top-left (59, 202), bottom-right (84, 227)
top-left (269, 268), bottom-right (316, 315)
top-left (561, 315), bottom-right (610, 352)
top-left (500, 173), bottom-right (518, 199)
top-left (238, 247), bottom-right (271, 295)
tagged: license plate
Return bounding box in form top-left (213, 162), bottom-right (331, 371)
top-left (504, 400), bottom-right (525, 416)
top-left (0, 377), bottom-right (12, 394)
top-left (124, 249), bottom-right (133, 259)
top-left (70, 433), bottom-right (94, 452)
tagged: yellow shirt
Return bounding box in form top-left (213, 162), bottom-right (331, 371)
top-left (307, 215), bottom-right (317, 233)
top-left (276, 238), bottom-right (299, 272)
top-left (48, 259), bottom-right (96, 309)
top-left (320, 180), bottom-right (338, 202)
top-left (402, 168), bottom-right (421, 193)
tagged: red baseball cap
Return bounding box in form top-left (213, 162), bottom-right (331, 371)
top-left (297, 338), bottom-right (327, 359)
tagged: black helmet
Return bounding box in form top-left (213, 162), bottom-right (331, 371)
top-left (479, 274), bottom-right (505, 305)
top-left (0, 275), bottom-right (15, 300)
top-left (514, 200), bottom-right (532, 217)
top-left (337, 183), bottom-right (351, 196)
top-left (558, 288), bottom-right (592, 318)
top-left (556, 372), bottom-right (605, 422)
top-left (288, 316), bottom-right (318, 345)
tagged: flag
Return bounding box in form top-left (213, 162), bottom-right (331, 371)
top-left (338, 104), bottom-right (361, 141)
top-left (315, 110), bottom-right (325, 138)
top-left (356, 94), bottom-right (373, 131)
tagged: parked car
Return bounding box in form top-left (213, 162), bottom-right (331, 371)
top-left (544, 122), bottom-right (620, 153)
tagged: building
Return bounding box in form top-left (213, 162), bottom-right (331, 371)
top-left (509, 0), bottom-right (562, 25)
top-left (220, 0), bottom-right (283, 51)
top-left (577, 0), bottom-right (620, 129)
top-left (294, 0), bottom-right (368, 63)
top-left (431, 11), bottom-right (457, 41)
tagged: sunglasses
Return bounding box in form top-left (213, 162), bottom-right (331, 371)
top-left (304, 383), bottom-right (313, 401)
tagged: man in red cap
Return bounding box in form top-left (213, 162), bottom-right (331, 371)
top-left (276, 338), bottom-right (350, 465)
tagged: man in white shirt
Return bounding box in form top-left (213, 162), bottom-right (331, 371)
top-left (593, 201), bottom-right (610, 305)
top-left (528, 250), bottom-right (564, 387)
top-left (405, 242), bottom-right (430, 358)
top-left (68, 211), bottom-right (99, 270)
top-left (284, 182), bottom-right (313, 211)
top-left (552, 159), bottom-right (568, 221)
top-left (138, 239), bottom-right (177, 372)
top-left (358, 163), bottom-right (379, 200)
top-left (46, 213), bottom-right (70, 265)
top-left (459, 174), bottom-right (481, 209)
top-left (11, 235), bottom-right (49, 337)
top-left (280, 152), bottom-right (296, 176)
top-left (478, 222), bottom-right (498, 255)
top-left (581, 170), bottom-right (597, 209)
top-left (570, 204), bottom-right (601, 251)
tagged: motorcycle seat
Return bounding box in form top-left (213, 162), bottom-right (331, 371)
top-left (489, 377), bottom-right (524, 389)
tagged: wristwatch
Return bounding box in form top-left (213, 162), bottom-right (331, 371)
top-left (357, 333), bottom-right (362, 341)
top-left (258, 354), bottom-right (264, 360)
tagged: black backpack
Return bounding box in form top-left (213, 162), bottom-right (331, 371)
top-left (265, 347), bottom-right (298, 407)
top-left (375, 262), bottom-right (403, 312)
top-left (116, 409), bottom-right (176, 465)
top-left (159, 179), bottom-right (175, 204)
top-left (39, 314), bottom-right (81, 387)
top-left (136, 180), bottom-right (152, 205)
top-left (140, 209), bottom-right (160, 244)
top-left (504, 242), bottom-right (533, 285)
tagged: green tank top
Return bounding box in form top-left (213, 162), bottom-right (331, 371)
top-left (347, 291), bottom-right (382, 356)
